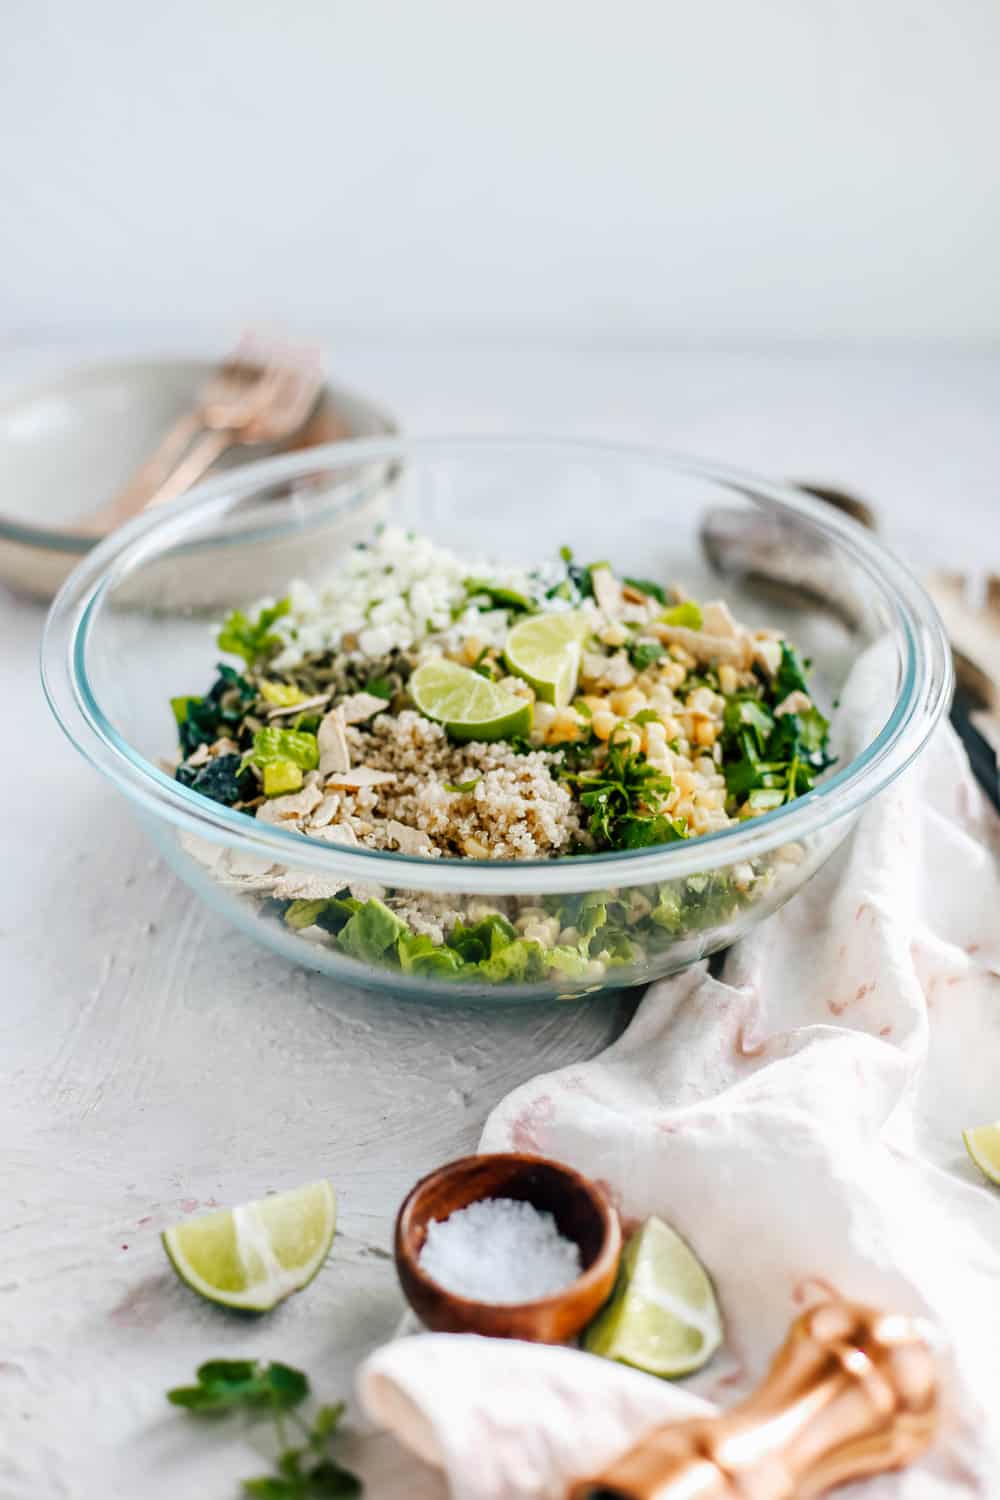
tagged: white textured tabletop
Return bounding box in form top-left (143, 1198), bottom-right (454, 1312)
top-left (3, 342), bottom-right (999, 1500)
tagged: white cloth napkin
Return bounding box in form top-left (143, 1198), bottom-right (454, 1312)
top-left (359, 658), bottom-right (1000, 1499)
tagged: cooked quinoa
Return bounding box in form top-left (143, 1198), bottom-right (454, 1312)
top-left (170, 529), bottom-right (833, 984)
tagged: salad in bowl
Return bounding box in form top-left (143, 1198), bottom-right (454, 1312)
top-left (169, 526), bottom-right (836, 987)
top-left (42, 437), bottom-right (949, 1001)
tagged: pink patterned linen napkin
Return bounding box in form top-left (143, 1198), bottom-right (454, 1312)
top-left (360, 695), bottom-right (1000, 1498)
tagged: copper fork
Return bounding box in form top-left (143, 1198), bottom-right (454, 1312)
top-left (76, 341), bottom-right (323, 532)
top-left (142, 354), bottom-right (323, 508)
top-left (75, 342), bottom-right (289, 535)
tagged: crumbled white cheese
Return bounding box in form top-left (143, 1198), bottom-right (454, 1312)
top-left (267, 526), bottom-right (535, 668)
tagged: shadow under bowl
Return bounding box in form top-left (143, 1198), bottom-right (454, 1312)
top-left (394, 1152), bottom-right (622, 1343)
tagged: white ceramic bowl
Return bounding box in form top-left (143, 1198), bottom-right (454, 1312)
top-left (0, 357), bottom-right (397, 600)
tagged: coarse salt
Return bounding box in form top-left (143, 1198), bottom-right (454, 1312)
top-left (418, 1196), bottom-right (582, 1304)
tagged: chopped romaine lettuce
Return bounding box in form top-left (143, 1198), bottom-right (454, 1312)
top-left (338, 899), bottom-right (408, 963)
top-left (241, 727), bottom-right (319, 774)
top-left (259, 680), bottom-right (306, 708)
top-left (660, 601), bottom-right (703, 629)
top-left (263, 761), bottom-right (303, 796)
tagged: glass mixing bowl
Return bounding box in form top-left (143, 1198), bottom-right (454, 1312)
top-left (42, 437), bottom-right (951, 1002)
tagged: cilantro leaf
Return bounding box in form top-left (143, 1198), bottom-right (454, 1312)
top-left (627, 640), bottom-right (665, 671)
top-left (619, 813), bottom-right (688, 848)
top-left (168, 1360), bottom-right (361, 1498)
top-left (772, 641), bottom-right (811, 700)
top-left (167, 1359), bottom-right (309, 1414)
top-left (218, 599), bottom-right (291, 666)
top-left (303, 1462), bottom-right (363, 1497)
top-left (464, 579), bottom-right (536, 614)
top-left (561, 729), bottom-right (678, 850)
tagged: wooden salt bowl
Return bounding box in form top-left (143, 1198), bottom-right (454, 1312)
top-left (394, 1152), bottom-right (622, 1344)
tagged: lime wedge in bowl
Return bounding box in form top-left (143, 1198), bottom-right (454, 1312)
top-left (504, 610), bottom-right (588, 707)
top-left (410, 659), bottom-right (532, 742)
top-left (963, 1123), bottom-right (1000, 1185)
top-left (583, 1215), bottom-right (723, 1377)
top-left (162, 1180), bottom-right (337, 1311)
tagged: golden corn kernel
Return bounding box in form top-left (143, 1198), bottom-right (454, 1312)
top-left (660, 659), bottom-right (687, 688)
top-left (694, 719), bottom-right (718, 747)
top-left (610, 687), bottom-right (646, 718)
top-left (675, 770), bottom-right (696, 796)
top-left (643, 720), bottom-right (667, 754)
top-left (582, 695), bottom-right (606, 714)
top-left (592, 710), bottom-right (619, 741)
top-left (718, 663), bottom-right (738, 696)
top-left (546, 706), bottom-right (584, 744)
top-left (463, 635), bottom-right (484, 665)
top-left (599, 622), bottom-right (628, 648)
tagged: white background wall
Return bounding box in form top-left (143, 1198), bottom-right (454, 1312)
top-left (2, 0), bottom-right (999, 345)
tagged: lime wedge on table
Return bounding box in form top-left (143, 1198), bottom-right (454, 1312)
top-left (504, 611), bottom-right (587, 707)
top-left (963, 1124), bottom-right (1000, 1184)
top-left (409, 659), bottom-right (532, 742)
top-left (162, 1181), bottom-right (336, 1311)
top-left (583, 1216), bottom-right (723, 1377)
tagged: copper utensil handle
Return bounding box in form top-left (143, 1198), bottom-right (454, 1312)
top-left (75, 409), bottom-right (205, 535)
top-left (569, 1299), bottom-right (938, 1500)
top-left (143, 426), bottom-right (236, 507)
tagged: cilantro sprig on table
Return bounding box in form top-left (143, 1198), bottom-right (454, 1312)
top-left (167, 1359), bottom-right (361, 1498)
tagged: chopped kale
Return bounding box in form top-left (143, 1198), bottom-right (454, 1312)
top-left (175, 754), bottom-right (256, 807)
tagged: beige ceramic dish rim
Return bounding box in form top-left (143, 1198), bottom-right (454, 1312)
top-left (0, 356), bottom-right (399, 552)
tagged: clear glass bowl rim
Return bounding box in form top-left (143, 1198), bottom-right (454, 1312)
top-left (41, 434), bottom-right (952, 897)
